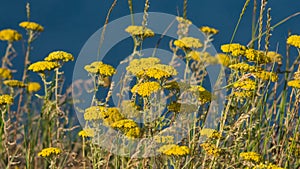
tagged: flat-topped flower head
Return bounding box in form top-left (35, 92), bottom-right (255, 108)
top-left (0, 29), bottom-right (22, 42)
top-left (287, 35), bottom-right (300, 48)
top-left (200, 26), bottom-right (219, 35)
top-left (157, 144), bottom-right (190, 156)
top-left (4, 80), bottom-right (25, 88)
top-left (28, 61), bottom-right (60, 73)
top-left (84, 106), bottom-right (124, 125)
top-left (174, 37), bottom-right (203, 49)
top-left (200, 128), bottom-right (221, 139)
top-left (253, 71), bottom-right (278, 82)
top-left (0, 95), bottom-right (13, 105)
top-left (189, 85), bottom-right (211, 104)
top-left (125, 25), bottom-right (155, 38)
top-left (267, 51), bottom-right (282, 64)
top-left (44, 51), bottom-right (74, 62)
top-left (131, 81), bottom-right (161, 97)
top-left (19, 21), bottom-right (44, 32)
top-left (287, 80), bottom-right (300, 89)
top-left (200, 143), bottom-right (221, 157)
top-left (126, 57), bottom-right (161, 76)
top-left (229, 62), bottom-right (262, 72)
top-left (84, 61), bottom-right (116, 76)
top-left (244, 49), bottom-right (271, 64)
top-left (221, 43), bottom-right (246, 57)
top-left (233, 78), bottom-right (257, 91)
top-left (0, 68), bottom-right (12, 79)
top-left (27, 82), bottom-right (41, 93)
top-left (78, 128), bottom-right (95, 138)
top-left (240, 152), bottom-right (261, 163)
top-left (38, 147), bottom-right (62, 157)
top-left (233, 91), bottom-right (254, 98)
top-left (111, 119), bottom-right (140, 138)
top-left (141, 64), bottom-right (177, 79)
top-left (176, 16), bottom-right (192, 25)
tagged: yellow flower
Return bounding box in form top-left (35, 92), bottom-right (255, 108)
top-left (4, 80), bottom-right (25, 88)
top-left (200, 143), bottom-right (221, 157)
top-left (188, 51), bottom-right (201, 61)
top-left (244, 49), bottom-right (271, 64)
top-left (200, 128), bottom-right (221, 139)
top-left (254, 163), bottom-right (285, 169)
top-left (38, 147), bottom-right (62, 157)
top-left (233, 91), bottom-right (254, 98)
top-left (287, 35), bottom-right (300, 48)
top-left (233, 78), bottom-right (257, 91)
top-left (84, 61), bottom-right (116, 76)
top-left (287, 80), bottom-right (300, 89)
top-left (157, 144), bottom-right (190, 156)
top-left (200, 26), bottom-right (219, 35)
top-left (125, 25), bottom-right (155, 38)
top-left (44, 51), bottom-right (74, 62)
top-left (267, 51), bottom-right (282, 64)
top-left (0, 95), bottom-right (13, 105)
top-left (142, 64), bottom-right (177, 79)
top-left (189, 85), bottom-right (211, 104)
top-left (131, 81), bottom-right (161, 97)
top-left (84, 106), bottom-right (124, 125)
top-left (221, 43), bottom-right (246, 57)
top-left (27, 82), bottom-right (41, 93)
top-left (253, 71), bottom-right (278, 82)
top-left (153, 135), bottom-right (174, 144)
top-left (78, 128), bottom-right (95, 138)
top-left (19, 21), bottom-right (44, 32)
top-left (174, 37), bottom-right (203, 49)
top-left (111, 119), bottom-right (140, 138)
top-left (176, 16), bottom-right (192, 25)
top-left (216, 53), bottom-right (231, 66)
top-left (240, 152), bottom-right (261, 163)
top-left (0, 68), bottom-right (12, 79)
top-left (126, 57), bottom-right (160, 76)
top-left (0, 29), bottom-right (22, 42)
top-left (28, 61), bottom-right (59, 73)
top-left (229, 62), bottom-right (262, 72)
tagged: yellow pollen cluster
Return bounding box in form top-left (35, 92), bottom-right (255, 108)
top-left (126, 57), bottom-right (160, 76)
top-left (78, 128), bottom-right (95, 138)
top-left (287, 80), bottom-right (300, 89)
top-left (19, 21), bottom-right (44, 32)
top-left (157, 144), bottom-right (190, 156)
top-left (200, 143), bottom-right (221, 157)
top-left (28, 61), bottom-right (60, 73)
top-left (141, 64), bottom-right (177, 79)
top-left (0, 29), bottom-right (22, 42)
top-left (244, 49), bottom-right (271, 64)
top-left (229, 62), bottom-right (262, 72)
top-left (233, 91), bottom-right (254, 98)
top-left (27, 82), bottom-right (41, 93)
top-left (176, 17), bottom-right (192, 25)
top-left (111, 119), bottom-right (140, 138)
top-left (84, 106), bottom-right (124, 125)
top-left (253, 71), bottom-right (278, 82)
top-left (240, 152), bottom-right (261, 163)
top-left (4, 80), bottom-right (25, 88)
top-left (131, 81), bottom-right (161, 97)
top-left (200, 128), bottom-right (222, 139)
top-left (0, 94), bottom-right (13, 105)
top-left (84, 61), bottom-right (116, 76)
top-left (200, 26), bottom-right (219, 35)
top-left (233, 79), bottom-right (257, 91)
top-left (125, 25), bottom-right (155, 38)
top-left (287, 35), bottom-right (300, 48)
top-left (44, 51), bottom-right (74, 62)
top-left (153, 135), bottom-right (174, 144)
top-left (189, 85), bottom-right (211, 104)
top-left (38, 147), bottom-right (62, 157)
top-left (221, 43), bottom-right (246, 57)
top-left (174, 37), bottom-right (203, 49)
top-left (0, 68), bottom-right (12, 79)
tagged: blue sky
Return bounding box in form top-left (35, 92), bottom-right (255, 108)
top-left (1, 0), bottom-right (300, 85)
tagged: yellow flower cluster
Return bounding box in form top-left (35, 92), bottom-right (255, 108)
top-left (221, 43), bottom-right (246, 57)
top-left (126, 57), bottom-right (160, 76)
top-left (28, 61), bottom-right (60, 73)
top-left (0, 94), bottom-right (13, 105)
top-left (200, 128), bottom-right (222, 139)
top-left (287, 35), bottom-right (300, 48)
top-left (19, 21), bottom-right (44, 32)
top-left (176, 16), bottom-right (192, 25)
top-left (4, 80), bottom-right (25, 88)
top-left (141, 64), bottom-right (177, 79)
top-left (200, 143), bottom-right (221, 157)
top-left (267, 51), bottom-right (282, 64)
top-left (0, 68), bottom-right (12, 79)
top-left (84, 106), bottom-right (124, 125)
top-left (233, 79), bottom-right (257, 91)
top-left (84, 61), bottom-right (116, 76)
top-left (240, 152), bottom-right (261, 163)
top-left (38, 147), bottom-right (62, 157)
top-left (229, 62), bottom-right (261, 72)
top-left (167, 102), bottom-right (198, 113)
top-left (233, 91), bottom-right (254, 98)
top-left (131, 81), bottom-right (161, 97)
top-left (174, 37), bottom-right (203, 49)
top-left (27, 82), bottom-right (41, 93)
top-left (44, 51), bottom-right (74, 62)
top-left (253, 71), bottom-right (278, 82)
top-left (244, 49), bottom-right (271, 64)
top-left (153, 135), bottom-right (174, 144)
top-left (287, 80), bottom-right (300, 89)
top-left (157, 144), bottom-right (190, 156)
top-left (253, 163), bottom-right (285, 169)
top-left (189, 85), bottom-right (211, 104)
top-left (216, 53), bottom-right (231, 66)
top-left (200, 26), bottom-right (219, 35)
top-left (0, 29), bottom-right (22, 42)
top-left (111, 119), bottom-right (140, 138)
top-left (78, 128), bottom-right (95, 138)
top-left (125, 25), bottom-right (155, 38)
